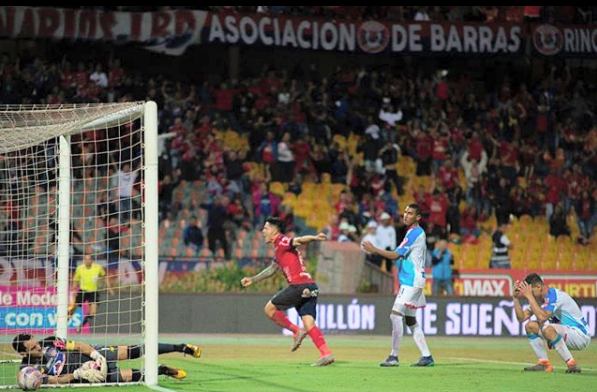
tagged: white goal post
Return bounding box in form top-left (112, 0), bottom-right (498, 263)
top-left (0, 102), bottom-right (158, 387)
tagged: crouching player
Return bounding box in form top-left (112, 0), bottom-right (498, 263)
top-left (514, 273), bottom-right (590, 373)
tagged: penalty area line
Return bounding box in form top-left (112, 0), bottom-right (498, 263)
top-left (149, 385), bottom-right (177, 392)
top-left (446, 357), bottom-right (596, 372)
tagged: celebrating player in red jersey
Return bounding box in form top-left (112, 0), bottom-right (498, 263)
top-left (241, 217), bottom-right (334, 366)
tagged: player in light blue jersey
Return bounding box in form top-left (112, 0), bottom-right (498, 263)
top-left (362, 203), bottom-right (434, 367)
top-left (514, 273), bottom-right (590, 373)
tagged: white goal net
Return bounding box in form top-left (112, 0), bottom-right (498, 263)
top-left (0, 102), bottom-right (159, 387)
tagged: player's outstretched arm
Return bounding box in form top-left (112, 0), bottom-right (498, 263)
top-left (44, 373), bottom-right (77, 384)
top-left (63, 340), bottom-right (107, 371)
top-left (292, 232), bottom-right (327, 247)
top-left (64, 340), bottom-right (102, 358)
top-left (241, 261), bottom-right (279, 287)
top-left (362, 241), bottom-right (400, 260)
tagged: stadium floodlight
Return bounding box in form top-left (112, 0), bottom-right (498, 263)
top-left (0, 102), bottom-right (158, 387)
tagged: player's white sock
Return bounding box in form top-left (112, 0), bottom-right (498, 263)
top-left (390, 313), bottom-right (403, 357)
top-left (527, 333), bottom-right (548, 360)
top-left (550, 335), bottom-right (573, 363)
top-left (409, 323), bottom-right (431, 357)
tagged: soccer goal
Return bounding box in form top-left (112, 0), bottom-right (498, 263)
top-left (0, 102), bottom-right (159, 387)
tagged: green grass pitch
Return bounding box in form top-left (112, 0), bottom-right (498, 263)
top-left (44, 333), bottom-right (597, 392)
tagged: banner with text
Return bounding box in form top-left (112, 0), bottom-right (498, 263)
top-left (442, 270), bottom-right (597, 298)
top-left (0, 286), bottom-right (84, 333)
top-left (0, 7), bottom-right (207, 55)
top-left (284, 297), bottom-right (597, 337)
top-left (532, 23), bottom-right (597, 56)
top-left (2, 8), bottom-right (595, 56)
top-left (204, 12), bottom-right (523, 55)
top-left (159, 293), bottom-right (597, 337)
top-left (0, 7), bottom-right (524, 56)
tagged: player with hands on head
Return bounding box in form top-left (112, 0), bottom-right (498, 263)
top-left (513, 273), bottom-right (590, 373)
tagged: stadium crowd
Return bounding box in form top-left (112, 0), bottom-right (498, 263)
top-left (0, 15), bottom-right (595, 265)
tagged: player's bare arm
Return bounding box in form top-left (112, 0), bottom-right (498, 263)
top-left (241, 261), bottom-right (279, 287)
top-left (519, 281), bottom-right (551, 322)
top-left (512, 281), bottom-right (531, 321)
top-left (292, 232), bottom-right (327, 247)
top-left (45, 365), bottom-right (105, 384)
top-left (63, 340), bottom-right (106, 367)
top-left (65, 340), bottom-right (95, 354)
top-left (45, 373), bottom-right (76, 384)
top-left (362, 241), bottom-right (400, 260)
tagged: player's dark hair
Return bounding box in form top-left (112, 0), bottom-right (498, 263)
top-left (524, 273), bottom-right (543, 286)
top-left (265, 216), bottom-right (285, 233)
top-left (12, 333), bottom-right (32, 353)
top-left (406, 203), bottom-right (422, 216)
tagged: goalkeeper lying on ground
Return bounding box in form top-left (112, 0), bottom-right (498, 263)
top-left (12, 334), bottom-right (202, 384)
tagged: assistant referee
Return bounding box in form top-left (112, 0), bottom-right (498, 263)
top-left (68, 254), bottom-right (113, 332)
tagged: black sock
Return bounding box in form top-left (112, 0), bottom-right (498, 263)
top-left (128, 345), bottom-right (143, 359)
top-left (158, 365), bottom-right (176, 376)
top-left (158, 343), bottom-right (184, 354)
top-left (131, 369), bottom-right (143, 382)
top-left (82, 315), bottom-right (94, 326)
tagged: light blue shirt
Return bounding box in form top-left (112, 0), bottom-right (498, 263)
top-left (543, 287), bottom-right (590, 336)
top-left (432, 248), bottom-right (453, 280)
top-left (394, 225), bottom-right (427, 288)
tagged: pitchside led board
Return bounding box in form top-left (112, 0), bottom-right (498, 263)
top-left (0, 286), bottom-right (87, 334)
top-left (159, 294), bottom-right (597, 337)
top-left (0, 256), bottom-right (142, 334)
top-left (282, 298), bottom-right (597, 337)
top-left (3, 255), bottom-right (595, 337)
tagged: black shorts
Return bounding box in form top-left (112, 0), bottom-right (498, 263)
top-left (75, 291), bottom-right (99, 304)
top-left (95, 345), bottom-right (120, 382)
top-left (271, 283), bottom-right (319, 318)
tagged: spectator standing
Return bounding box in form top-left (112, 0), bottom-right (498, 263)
top-left (549, 204), bottom-right (571, 239)
top-left (490, 223), bottom-right (512, 269)
top-left (574, 190), bottom-right (595, 245)
top-left (183, 216), bottom-right (204, 255)
top-left (276, 132), bottom-right (295, 183)
top-left (375, 212), bottom-right (397, 272)
top-left (116, 162), bottom-right (137, 221)
top-left (361, 220), bottom-right (382, 266)
top-left (205, 196), bottom-right (231, 259)
top-left (89, 64), bottom-right (108, 88)
top-left (431, 240), bottom-right (454, 296)
top-left (358, 132), bottom-right (384, 175)
top-left (379, 141), bottom-right (403, 195)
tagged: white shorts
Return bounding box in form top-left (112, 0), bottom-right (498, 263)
top-left (546, 324), bottom-right (591, 351)
top-left (392, 285), bottom-right (426, 317)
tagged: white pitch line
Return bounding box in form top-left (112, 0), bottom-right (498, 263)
top-left (148, 384), bottom-right (178, 392)
top-left (447, 357), bottom-right (533, 366)
top-left (446, 357), bottom-right (596, 372)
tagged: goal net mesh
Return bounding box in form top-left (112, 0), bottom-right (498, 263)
top-left (0, 102), bottom-right (147, 387)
